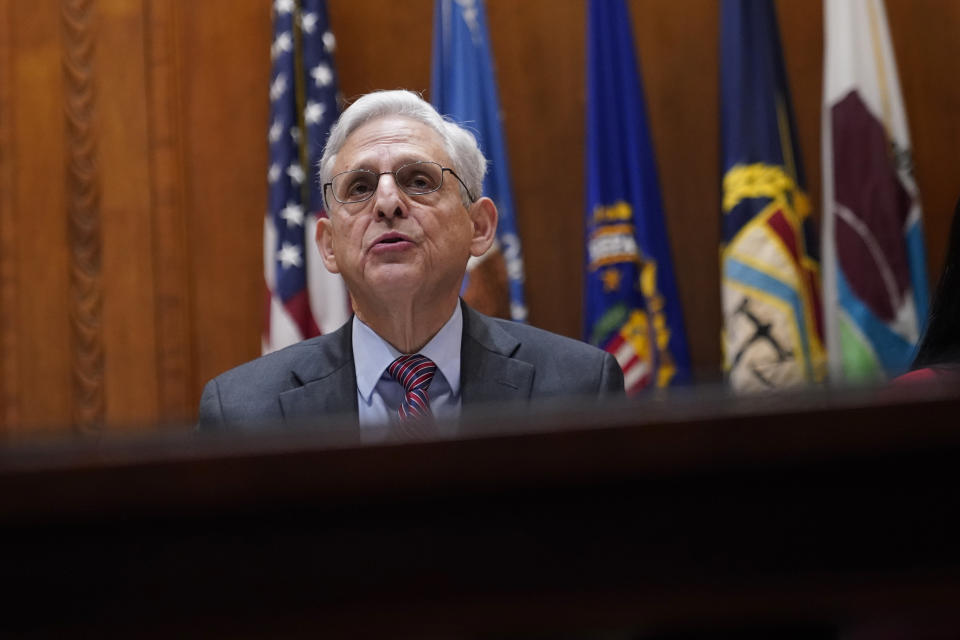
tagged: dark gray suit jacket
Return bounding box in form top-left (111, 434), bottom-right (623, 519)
top-left (198, 302), bottom-right (624, 430)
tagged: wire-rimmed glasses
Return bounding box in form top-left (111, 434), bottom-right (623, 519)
top-left (323, 160), bottom-right (475, 207)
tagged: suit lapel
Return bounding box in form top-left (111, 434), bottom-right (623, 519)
top-left (275, 305), bottom-right (532, 421)
top-left (278, 320), bottom-right (359, 424)
top-left (460, 302), bottom-right (534, 406)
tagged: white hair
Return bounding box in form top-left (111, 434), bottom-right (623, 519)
top-left (319, 90), bottom-right (486, 207)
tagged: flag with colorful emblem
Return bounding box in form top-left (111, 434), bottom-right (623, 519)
top-left (584, 0), bottom-right (692, 394)
top-left (719, 0), bottom-right (826, 391)
top-left (822, 0), bottom-right (930, 383)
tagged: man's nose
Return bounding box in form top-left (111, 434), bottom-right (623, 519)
top-left (374, 173), bottom-right (406, 219)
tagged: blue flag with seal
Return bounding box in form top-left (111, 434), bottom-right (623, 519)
top-left (720, 0), bottom-right (825, 390)
top-left (431, 0), bottom-right (526, 322)
top-left (585, 0), bottom-right (692, 393)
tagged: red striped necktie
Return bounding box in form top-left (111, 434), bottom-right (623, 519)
top-left (387, 354), bottom-right (437, 420)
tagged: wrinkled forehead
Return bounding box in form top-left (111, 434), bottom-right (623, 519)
top-left (334, 115), bottom-right (452, 172)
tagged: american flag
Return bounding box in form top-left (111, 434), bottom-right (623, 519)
top-left (264, 0), bottom-right (349, 354)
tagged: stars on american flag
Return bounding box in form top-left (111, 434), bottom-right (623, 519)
top-left (268, 163), bottom-right (282, 183)
top-left (280, 202), bottom-right (305, 227)
top-left (274, 0), bottom-right (295, 15)
top-left (271, 31), bottom-right (292, 60)
top-left (304, 100), bottom-right (326, 125)
top-left (286, 164), bottom-right (305, 186)
top-left (322, 31), bottom-right (336, 53)
top-left (301, 11), bottom-right (318, 34)
top-left (265, 0), bottom-right (343, 352)
top-left (270, 73), bottom-right (287, 101)
top-left (277, 242), bottom-right (303, 269)
top-left (310, 62), bottom-right (333, 88)
top-left (269, 119), bottom-right (283, 143)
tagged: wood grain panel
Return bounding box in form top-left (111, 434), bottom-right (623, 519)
top-left (329, 0), bottom-right (432, 101)
top-left (96, 0), bottom-right (161, 427)
top-left (0, 0), bottom-right (20, 438)
top-left (62, 0), bottom-right (105, 432)
top-left (11, 0), bottom-right (72, 432)
top-left (179, 2), bottom-right (271, 394)
top-left (487, 1), bottom-right (586, 339)
top-left (144, 0), bottom-right (194, 423)
top-left (0, 0), bottom-right (18, 431)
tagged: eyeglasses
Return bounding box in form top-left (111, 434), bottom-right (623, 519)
top-left (323, 160), bottom-right (475, 206)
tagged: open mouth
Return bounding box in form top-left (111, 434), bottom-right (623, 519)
top-left (373, 233), bottom-right (412, 247)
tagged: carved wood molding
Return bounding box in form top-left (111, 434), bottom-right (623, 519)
top-left (144, 0), bottom-right (194, 420)
top-left (0, 0), bottom-right (19, 430)
top-left (62, 0), bottom-right (104, 431)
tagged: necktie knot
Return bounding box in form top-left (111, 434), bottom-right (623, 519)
top-left (387, 354), bottom-right (437, 419)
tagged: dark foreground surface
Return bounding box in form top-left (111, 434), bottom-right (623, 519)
top-left (2, 386), bottom-right (960, 638)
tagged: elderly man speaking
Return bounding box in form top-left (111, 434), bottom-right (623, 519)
top-left (198, 90), bottom-right (623, 431)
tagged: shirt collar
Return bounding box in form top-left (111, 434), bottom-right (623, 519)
top-left (352, 303), bottom-right (463, 402)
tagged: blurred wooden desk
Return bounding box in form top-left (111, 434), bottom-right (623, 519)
top-left (2, 387), bottom-right (960, 637)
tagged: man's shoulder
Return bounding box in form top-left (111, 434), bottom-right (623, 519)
top-left (211, 325), bottom-right (351, 389)
top-left (212, 338), bottom-right (312, 387)
top-left (463, 306), bottom-right (624, 396)
top-left (489, 316), bottom-right (604, 356)
top-left (197, 323), bottom-right (354, 430)
top-left (463, 305), bottom-right (602, 358)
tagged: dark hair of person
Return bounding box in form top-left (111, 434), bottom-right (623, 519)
top-left (912, 195), bottom-right (960, 369)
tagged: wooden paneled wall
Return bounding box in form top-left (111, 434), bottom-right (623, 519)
top-left (1, 0), bottom-right (959, 434)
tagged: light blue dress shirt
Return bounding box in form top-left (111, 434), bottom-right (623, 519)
top-left (352, 304), bottom-right (463, 432)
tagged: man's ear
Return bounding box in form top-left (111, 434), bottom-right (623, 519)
top-left (316, 216), bottom-right (340, 273)
top-left (468, 197), bottom-right (498, 257)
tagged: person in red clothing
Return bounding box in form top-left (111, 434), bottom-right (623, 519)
top-left (894, 196), bottom-right (960, 389)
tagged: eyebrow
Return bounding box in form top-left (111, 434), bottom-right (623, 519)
top-left (344, 156), bottom-right (434, 172)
